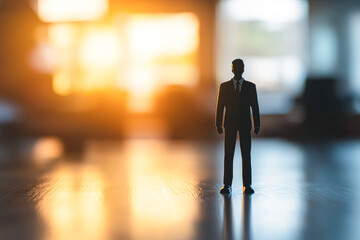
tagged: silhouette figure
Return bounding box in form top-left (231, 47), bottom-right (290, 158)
top-left (216, 59), bottom-right (260, 194)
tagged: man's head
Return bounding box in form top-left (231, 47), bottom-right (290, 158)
top-left (232, 59), bottom-right (245, 76)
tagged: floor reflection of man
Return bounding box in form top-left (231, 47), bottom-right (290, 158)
top-left (242, 194), bottom-right (252, 240)
top-left (222, 195), bottom-right (233, 240)
top-left (222, 194), bottom-right (252, 240)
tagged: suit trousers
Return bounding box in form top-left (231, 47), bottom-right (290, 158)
top-left (223, 127), bottom-right (252, 186)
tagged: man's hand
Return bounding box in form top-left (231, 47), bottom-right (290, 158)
top-left (217, 126), bottom-right (223, 134)
top-left (254, 127), bottom-right (260, 135)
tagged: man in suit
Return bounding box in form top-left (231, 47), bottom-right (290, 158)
top-left (216, 59), bottom-right (260, 194)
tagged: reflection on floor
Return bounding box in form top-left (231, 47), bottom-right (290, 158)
top-left (0, 138), bottom-right (360, 240)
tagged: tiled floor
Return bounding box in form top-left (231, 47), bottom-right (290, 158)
top-left (0, 138), bottom-right (360, 240)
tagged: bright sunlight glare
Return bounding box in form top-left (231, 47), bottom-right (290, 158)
top-left (122, 13), bottom-right (199, 112)
top-left (37, 0), bottom-right (108, 22)
top-left (79, 28), bottom-right (121, 70)
top-left (126, 13), bottom-right (199, 58)
top-left (32, 12), bottom-right (199, 113)
top-left (223, 0), bottom-right (307, 23)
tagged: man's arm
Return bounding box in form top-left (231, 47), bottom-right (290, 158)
top-left (215, 84), bottom-right (225, 134)
top-left (251, 84), bottom-right (260, 134)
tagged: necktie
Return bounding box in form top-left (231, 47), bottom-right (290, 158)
top-left (235, 79), bottom-right (240, 94)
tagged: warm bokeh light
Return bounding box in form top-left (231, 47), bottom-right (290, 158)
top-left (30, 43), bottom-right (56, 73)
top-left (32, 137), bottom-right (64, 164)
top-left (48, 24), bottom-right (77, 48)
top-left (31, 139), bottom-right (202, 240)
top-left (124, 140), bottom-right (200, 239)
top-left (77, 28), bottom-right (122, 91)
top-left (31, 11), bottom-right (199, 112)
top-left (48, 25), bottom-right (122, 94)
top-left (53, 71), bottom-right (72, 96)
top-left (37, 0), bottom-right (108, 22)
top-left (79, 28), bottom-right (121, 71)
top-left (126, 13), bottom-right (199, 58)
top-left (35, 165), bottom-right (107, 240)
top-left (122, 13), bottom-right (199, 112)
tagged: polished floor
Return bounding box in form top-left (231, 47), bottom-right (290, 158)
top-left (0, 138), bottom-right (360, 240)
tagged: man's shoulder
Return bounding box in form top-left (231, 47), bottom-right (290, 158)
top-left (220, 79), bottom-right (233, 87)
top-left (244, 80), bottom-right (256, 87)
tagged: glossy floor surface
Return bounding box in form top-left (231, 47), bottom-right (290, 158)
top-left (1, 138), bottom-right (360, 240)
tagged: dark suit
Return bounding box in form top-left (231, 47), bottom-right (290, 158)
top-left (216, 79), bottom-right (260, 186)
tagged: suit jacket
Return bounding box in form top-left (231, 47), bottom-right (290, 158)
top-left (216, 79), bottom-right (260, 130)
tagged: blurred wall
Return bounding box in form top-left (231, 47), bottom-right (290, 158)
top-left (0, 0), bottom-right (218, 140)
top-left (1, 0), bottom-right (360, 141)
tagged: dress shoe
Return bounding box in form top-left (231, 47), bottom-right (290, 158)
top-left (220, 185), bottom-right (231, 194)
top-left (242, 185), bottom-right (255, 194)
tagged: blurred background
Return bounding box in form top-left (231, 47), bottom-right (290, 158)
top-left (1, 0), bottom-right (360, 240)
top-left (1, 0), bottom-right (360, 145)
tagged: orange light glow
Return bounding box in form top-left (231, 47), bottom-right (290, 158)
top-left (126, 13), bottom-right (199, 58)
top-left (125, 140), bottom-right (199, 239)
top-left (79, 28), bottom-right (121, 71)
top-left (49, 26), bottom-right (121, 93)
top-left (32, 12), bottom-right (199, 113)
top-left (32, 137), bottom-right (64, 164)
top-left (48, 24), bottom-right (77, 48)
top-left (53, 71), bottom-right (72, 96)
top-left (77, 28), bottom-right (121, 91)
top-left (37, 0), bottom-right (108, 22)
top-left (31, 140), bottom-right (203, 239)
top-left (35, 166), bottom-right (107, 240)
top-left (123, 13), bottom-right (199, 112)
